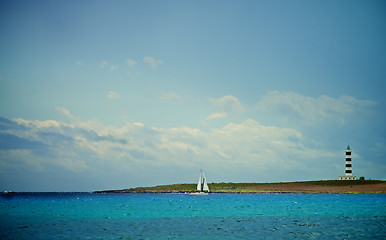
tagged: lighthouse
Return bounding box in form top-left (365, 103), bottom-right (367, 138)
top-left (339, 145), bottom-right (357, 180)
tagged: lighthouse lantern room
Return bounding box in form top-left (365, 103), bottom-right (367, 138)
top-left (339, 145), bottom-right (357, 180)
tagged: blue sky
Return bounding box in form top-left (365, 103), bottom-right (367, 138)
top-left (0, 0), bottom-right (385, 191)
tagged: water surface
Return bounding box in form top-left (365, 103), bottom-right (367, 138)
top-left (1, 192), bottom-right (385, 239)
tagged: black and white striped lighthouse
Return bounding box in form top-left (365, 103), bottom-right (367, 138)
top-left (345, 145), bottom-right (352, 175)
top-left (339, 145), bottom-right (357, 180)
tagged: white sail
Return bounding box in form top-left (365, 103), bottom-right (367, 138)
top-left (196, 171), bottom-right (202, 191)
top-left (191, 169), bottom-right (209, 195)
top-left (202, 173), bottom-right (209, 192)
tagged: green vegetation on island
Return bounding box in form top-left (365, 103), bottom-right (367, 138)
top-left (95, 180), bottom-right (386, 194)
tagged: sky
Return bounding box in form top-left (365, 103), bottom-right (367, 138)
top-left (0, 0), bottom-right (385, 191)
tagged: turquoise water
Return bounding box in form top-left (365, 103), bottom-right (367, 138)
top-left (1, 192), bottom-right (385, 239)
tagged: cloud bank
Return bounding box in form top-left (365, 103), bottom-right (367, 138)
top-left (0, 91), bottom-right (383, 191)
top-left (0, 110), bottom-right (344, 191)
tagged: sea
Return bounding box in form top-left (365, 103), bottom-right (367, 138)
top-left (0, 192), bottom-right (385, 239)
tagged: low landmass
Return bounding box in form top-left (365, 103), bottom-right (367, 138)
top-left (95, 180), bottom-right (386, 194)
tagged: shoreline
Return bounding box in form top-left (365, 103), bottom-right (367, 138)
top-left (95, 180), bottom-right (386, 194)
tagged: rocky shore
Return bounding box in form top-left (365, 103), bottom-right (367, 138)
top-left (95, 180), bottom-right (386, 194)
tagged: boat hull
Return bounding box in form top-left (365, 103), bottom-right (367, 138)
top-left (190, 192), bottom-right (209, 195)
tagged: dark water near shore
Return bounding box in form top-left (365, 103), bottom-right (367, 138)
top-left (1, 192), bottom-right (385, 239)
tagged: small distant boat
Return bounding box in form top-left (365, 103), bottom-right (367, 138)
top-left (190, 169), bottom-right (210, 195)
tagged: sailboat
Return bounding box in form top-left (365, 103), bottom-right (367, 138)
top-left (190, 169), bottom-right (210, 195)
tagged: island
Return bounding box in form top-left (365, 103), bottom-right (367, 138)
top-left (95, 180), bottom-right (386, 194)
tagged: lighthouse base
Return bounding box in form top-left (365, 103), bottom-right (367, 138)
top-left (339, 175), bottom-right (357, 180)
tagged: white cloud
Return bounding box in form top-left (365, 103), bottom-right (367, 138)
top-left (127, 59), bottom-right (136, 67)
top-left (14, 118), bottom-right (61, 129)
top-left (1, 113), bottom-right (326, 176)
top-left (209, 95), bottom-right (246, 114)
top-left (100, 61), bottom-right (108, 68)
top-left (143, 56), bottom-right (163, 69)
top-left (55, 106), bottom-right (76, 121)
top-left (206, 112), bottom-right (228, 120)
top-left (256, 91), bottom-right (377, 124)
top-left (53, 107), bottom-right (104, 132)
top-left (0, 150), bottom-right (45, 173)
top-left (108, 91), bottom-right (120, 99)
top-left (207, 120), bottom-right (303, 162)
top-left (99, 61), bottom-right (118, 70)
top-left (160, 92), bottom-right (181, 101)
top-left (1, 105), bottom-right (383, 191)
top-left (76, 61), bottom-right (83, 66)
top-left (133, 122), bottom-right (144, 127)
